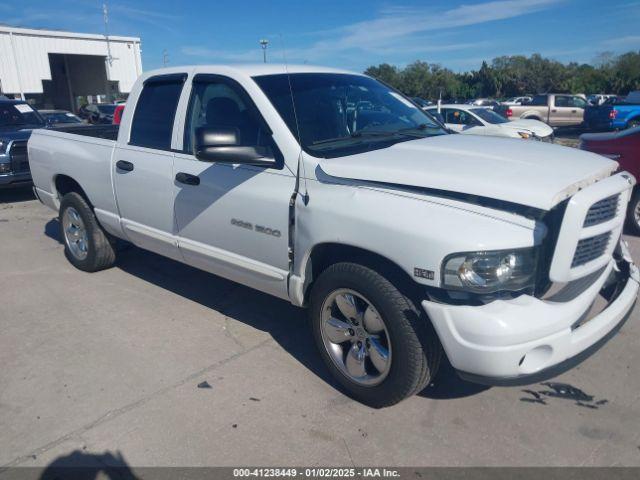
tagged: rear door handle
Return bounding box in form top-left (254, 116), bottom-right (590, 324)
top-left (175, 172), bottom-right (200, 186)
top-left (116, 160), bottom-right (134, 172)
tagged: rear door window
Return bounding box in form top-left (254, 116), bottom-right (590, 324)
top-left (129, 74), bottom-right (186, 150)
top-left (530, 95), bottom-right (548, 106)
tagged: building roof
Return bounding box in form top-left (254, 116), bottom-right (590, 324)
top-left (0, 25), bottom-right (140, 43)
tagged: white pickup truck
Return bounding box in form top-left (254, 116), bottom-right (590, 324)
top-left (29, 65), bottom-right (639, 407)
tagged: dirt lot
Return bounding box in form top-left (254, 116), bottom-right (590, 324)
top-left (1, 187), bottom-right (639, 470)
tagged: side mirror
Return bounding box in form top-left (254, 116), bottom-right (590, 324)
top-left (194, 126), bottom-right (276, 167)
top-left (432, 112), bottom-right (445, 124)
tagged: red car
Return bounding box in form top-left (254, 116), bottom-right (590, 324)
top-left (113, 104), bottom-right (125, 125)
top-left (580, 127), bottom-right (640, 234)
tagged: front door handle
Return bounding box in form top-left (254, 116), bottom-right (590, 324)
top-left (175, 172), bottom-right (200, 186)
top-left (116, 160), bottom-right (134, 172)
top-left (551, 109), bottom-right (557, 113)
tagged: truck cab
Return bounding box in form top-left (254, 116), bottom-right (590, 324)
top-left (500, 93), bottom-right (587, 127)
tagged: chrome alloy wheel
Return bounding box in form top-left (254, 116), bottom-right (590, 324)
top-left (634, 200), bottom-right (640, 229)
top-left (62, 207), bottom-right (89, 261)
top-left (320, 289), bottom-right (392, 386)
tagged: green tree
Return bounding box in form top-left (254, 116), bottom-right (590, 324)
top-left (365, 50), bottom-right (640, 101)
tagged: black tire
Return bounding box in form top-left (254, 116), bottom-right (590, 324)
top-left (59, 192), bottom-right (116, 272)
top-left (309, 262), bottom-right (442, 408)
top-left (626, 189), bottom-right (640, 236)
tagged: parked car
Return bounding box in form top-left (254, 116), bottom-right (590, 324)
top-left (584, 92), bottom-right (640, 131)
top-left (580, 127), bottom-right (640, 233)
top-left (0, 99), bottom-right (46, 188)
top-left (113, 104), bottom-right (125, 125)
top-left (426, 104), bottom-right (553, 140)
top-left (497, 93), bottom-right (588, 127)
top-left (411, 97), bottom-right (433, 109)
top-left (84, 103), bottom-right (118, 124)
top-left (467, 98), bottom-right (500, 109)
top-left (39, 109), bottom-right (84, 127)
top-left (501, 96), bottom-right (532, 106)
top-left (28, 65), bottom-right (639, 407)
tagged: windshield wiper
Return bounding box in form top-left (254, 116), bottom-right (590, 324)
top-left (311, 130), bottom-right (395, 147)
top-left (394, 124), bottom-right (438, 137)
top-left (311, 124), bottom-right (440, 149)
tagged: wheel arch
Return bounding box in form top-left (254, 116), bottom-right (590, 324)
top-left (299, 242), bottom-right (422, 307)
top-left (54, 174), bottom-right (94, 209)
top-left (625, 115), bottom-right (640, 128)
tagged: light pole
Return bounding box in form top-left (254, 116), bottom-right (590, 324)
top-left (259, 39), bottom-right (269, 63)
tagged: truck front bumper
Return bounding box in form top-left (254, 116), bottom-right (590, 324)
top-left (422, 242), bottom-right (639, 386)
top-left (0, 172), bottom-right (32, 187)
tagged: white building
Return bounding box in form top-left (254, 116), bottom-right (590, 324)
top-left (0, 25), bottom-right (142, 111)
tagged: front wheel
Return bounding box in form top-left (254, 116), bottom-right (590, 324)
top-left (309, 262), bottom-right (442, 407)
top-left (626, 189), bottom-right (640, 236)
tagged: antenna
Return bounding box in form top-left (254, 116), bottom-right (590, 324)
top-left (278, 34), bottom-right (301, 144)
top-left (163, 49), bottom-right (169, 67)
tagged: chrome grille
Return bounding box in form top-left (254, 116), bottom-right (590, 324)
top-left (583, 194), bottom-right (619, 227)
top-left (571, 232), bottom-right (611, 268)
top-left (9, 141), bottom-right (29, 173)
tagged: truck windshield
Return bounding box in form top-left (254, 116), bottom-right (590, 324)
top-left (42, 112), bottom-right (82, 124)
top-left (0, 103), bottom-right (45, 128)
top-left (254, 73), bottom-right (447, 158)
top-left (470, 108), bottom-right (509, 124)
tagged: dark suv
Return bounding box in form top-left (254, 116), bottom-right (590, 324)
top-left (0, 98), bottom-right (46, 188)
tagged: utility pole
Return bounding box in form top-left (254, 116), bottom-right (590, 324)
top-left (103, 2), bottom-right (113, 67)
top-left (163, 49), bottom-right (169, 67)
top-left (259, 39), bottom-right (269, 63)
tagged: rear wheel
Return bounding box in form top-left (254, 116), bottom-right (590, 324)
top-left (59, 192), bottom-right (116, 271)
top-left (309, 262), bottom-right (441, 408)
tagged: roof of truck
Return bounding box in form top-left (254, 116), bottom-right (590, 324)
top-left (142, 64), bottom-right (362, 78)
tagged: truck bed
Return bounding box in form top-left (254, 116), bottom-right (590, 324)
top-left (28, 126), bottom-right (120, 224)
top-left (52, 124), bottom-right (119, 141)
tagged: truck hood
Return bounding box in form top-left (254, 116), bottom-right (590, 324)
top-left (0, 127), bottom-right (36, 142)
top-left (317, 134), bottom-right (618, 211)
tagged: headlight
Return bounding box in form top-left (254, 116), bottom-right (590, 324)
top-left (0, 162), bottom-right (12, 174)
top-left (441, 247), bottom-right (538, 294)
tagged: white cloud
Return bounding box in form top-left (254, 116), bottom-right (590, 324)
top-left (182, 0), bottom-right (565, 64)
top-left (601, 35), bottom-right (640, 49)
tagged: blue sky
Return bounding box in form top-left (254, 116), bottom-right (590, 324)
top-left (2, 0), bottom-right (639, 72)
